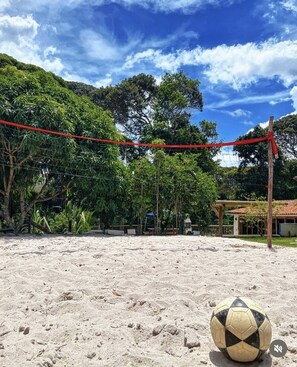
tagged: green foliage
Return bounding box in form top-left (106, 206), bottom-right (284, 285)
top-left (274, 114), bottom-right (297, 159)
top-left (8, 53), bottom-right (297, 237)
top-left (0, 53), bottom-right (66, 86)
top-left (154, 71), bottom-right (203, 128)
top-left (0, 54), bottom-right (121, 233)
top-left (30, 208), bottom-right (51, 234)
top-left (129, 151), bottom-right (218, 232)
top-left (234, 125), bottom-right (268, 168)
top-left (128, 156), bottom-right (155, 229)
top-left (68, 73), bottom-right (157, 138)
top-left (239, 196), bottom-right (284, 237)
top-left (68, 70), bottom-right (218, 171)
top-left (65, 68), bottom-right (220, 229)
top-left (233, 122), bottom-right (297, 200)
top-left (216, 167), bottom-right (240, 200)
top-left (50, 201), bottom-right (93, 234)
top-left (273, 159), bottom-right (297, 199)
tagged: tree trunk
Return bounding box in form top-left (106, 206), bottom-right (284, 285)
top-left (140, 182), bottom-right (143, 234)
top-left (16, 189), bottom-right (27, 234)
top-left (3, 193), bottom-right (14, 230)
top-left (155, 168), bottom-right (159, 235)
top-left (2, 150), bottom-right (15, 231)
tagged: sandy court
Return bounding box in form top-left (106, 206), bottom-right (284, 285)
top-left (0, 235), bottom-right (296, 367)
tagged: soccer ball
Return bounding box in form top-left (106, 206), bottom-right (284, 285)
top-left (210, 296), bottom-right (272, 363)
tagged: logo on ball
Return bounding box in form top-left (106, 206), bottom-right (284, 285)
top-left (210, 296), bottom-right (272, 363)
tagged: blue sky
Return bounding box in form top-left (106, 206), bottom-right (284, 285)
top-left (1, 0), bottom-right (297, 143)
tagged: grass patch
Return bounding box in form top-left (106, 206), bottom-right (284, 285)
top-left (238, 236), bottom-right (297, 248)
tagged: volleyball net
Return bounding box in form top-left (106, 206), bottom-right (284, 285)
top-left (0, 117), bottom-right (279, 239)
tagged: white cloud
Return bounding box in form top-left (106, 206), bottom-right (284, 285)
top-left (138, 27), bottom-right (199, 50)
top-left (281, 0), bottom-right (297, 12)
top-left (95, 74), bottom-right (113, 87)
top-left (217, 109), bottom-right (255, 126)
top-left (120, 0), bottom-right (237, 14)
top-left (225, 109), bottom-right (252, 118)
top-left (242, 120), bottom-right (255, 126)
top-left (3, 0), bottom-right (240, 14)
top-left (207, 91), bottom-right (291, 109)
top-left (41, 58), bottom-right (64, 74)
top-left (124, 39), bottom-right (297, 90)
top-left (0, 14), bottom-right (39, 60)
top-left (80, 29), bottom-right (119, 61)
top-left (124, 49), bottom-right (155, 69)
top-left (0, 0), bottom-right (10, 11)
top-left (290, 86), bottom-right (297, 112)
top-left (0, 14), bottom-right (65, 75)
top-left (259, 120), bottom-right (269, 129)
top-left (215, 147), bottom-right (240, 167)
top-left (245, 120), bottom-right (269, 135)
top-left (0, 14), bottom-right (39, 43)
top-left (124, 48), bottom-right (183, 71)
top-left (195, 39), bottom-right (297, 89)
top-left (62, 72), bottom-right (91, 84)
top-left (44, 46), bottom-right (58, 58)
top-left (259, 1), bottom-right (297, 39)
top-left (1, 0), bottom-right (89, 12)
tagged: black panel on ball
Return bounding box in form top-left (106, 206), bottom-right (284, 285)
top-left (216, 309), bottom-right (229, 326)
top-left (251, 309), bottom-right (265, 327)
top-left (225, 329), bottom-right (242, 347)
top-left (244, 330), bottom-right (260, 349)
top-left (230, 297), bottom-right (248, 308)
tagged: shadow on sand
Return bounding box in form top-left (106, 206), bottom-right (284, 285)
top-left (209, 351), bottom-right (272, 367)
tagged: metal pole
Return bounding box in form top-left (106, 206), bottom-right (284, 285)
top-left (267, 116), bottom-right (274, 249)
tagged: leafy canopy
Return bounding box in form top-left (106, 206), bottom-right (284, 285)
top-left (0, 53), bottom-right (123, 232)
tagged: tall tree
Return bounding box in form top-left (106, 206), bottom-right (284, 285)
top-left (129, 150), bottom-right (218, 233)
top-left (233, 123), bottom-right (297, 200)
top-left (216, 166), bottom-right (240, 200)
top-left (0, 54), bottom-right (122, 232)
top-left (69, 73), bottom-right (157, 139)
top-left (152, 71), bottom-right (203, 133)
top-left (128, 156), bottom-right (155, 232)
top-left (69, 71), bottom-right (218, 170)
top-left (274, 114), bottom-right (297, 159)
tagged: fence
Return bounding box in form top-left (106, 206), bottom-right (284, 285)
top-left (92, 224), bottom-right (233, 236)
top-left (207, 225), bottom-right (233, 236)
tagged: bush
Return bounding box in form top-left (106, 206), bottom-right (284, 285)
top-left (50, 201), bottom-right (93, 234)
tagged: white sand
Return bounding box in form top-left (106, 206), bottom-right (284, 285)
top-left (0, 235), bottom-right (296, 367)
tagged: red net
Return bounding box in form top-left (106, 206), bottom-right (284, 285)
top-left (0, 118), bottom-right (278, 155)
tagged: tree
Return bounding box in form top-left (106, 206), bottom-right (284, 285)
top-left (68, 73), bottom-right (157, 139)
top-left (235, 116), bottom-right (297, 164)
top-left (233, 123), bottom-right (297, 200)
top-left (274, 114), bottom-right (297, 159)
top-left (69, 71), bottom-right (202, 141)
top-left (69, 71), bottom-right (218, 171)
top-left (152, 71), bottom-right (203, 133)
top-left (216, 166), bottom-right (240, 200)
top-left (160, 153), bottom-right (218, 231)
top-left (0, 54), bottom-right (122, 233)
top-left (129, 150), bottom-right (218, 233)
top-left (240, 197), bottom-right (283, 236)
top-left (128, 156), bottom-right (156, 232)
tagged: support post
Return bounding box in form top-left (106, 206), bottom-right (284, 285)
top-left (267, 116), bottom-right (274, 249)
top-left (218, 205), bottom-right (224, 237)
